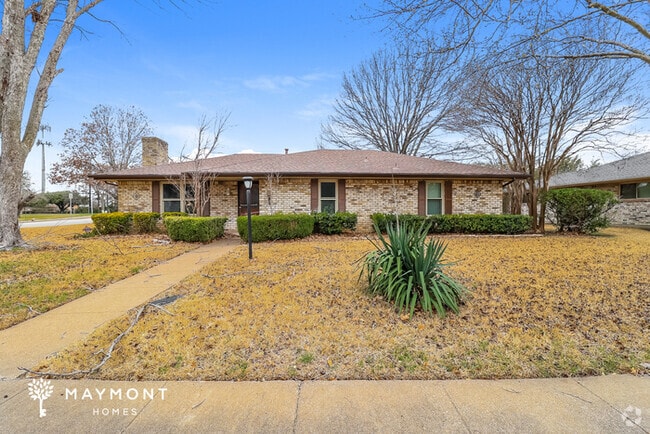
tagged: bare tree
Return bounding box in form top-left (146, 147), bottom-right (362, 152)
top-left (376, 1), bottom-right (650, 65)
top-left (0, 1), bottom-right (107, 249)
top-left (450, 54), bottom-right (645, 231)
top-left (0, 1), bottom-right (201, 249)
top-left (320, 44), bottom-right (458, 157)
top-left (175, 111), bottom-right (231, 216)
top-left (50, 104), bottom-right (153, 206)
top-left (264, 171), bottom-right (281, 214)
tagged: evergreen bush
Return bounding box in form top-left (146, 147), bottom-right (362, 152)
top-left (133, 212), bottom-right (160, 233)
top-left (313, 211), bottom-right (358, 234)
top-left (543, 188), bottom-right (618, 234)
top-left (371, 213), bottom-right (532, 234)
top-left (92, 212), bottom-right (133, 235)
top-left (164, 216), bottom-right (227, 242)
top-left (236, 213), bottom-right (314, 242)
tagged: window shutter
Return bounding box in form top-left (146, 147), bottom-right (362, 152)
top-left (444, 180), bottom-right (453, 215)
top-left (338, 179), bottom-right (346, 212)
top-left (152, 181), bottom-right (160, 213)
top-left (418, 181), bottom-right (426, 215)
top-left (310, 178), bottom-right (319, 211)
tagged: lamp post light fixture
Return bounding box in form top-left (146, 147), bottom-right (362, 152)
top-left (243, 176), bottom-right (254, 260)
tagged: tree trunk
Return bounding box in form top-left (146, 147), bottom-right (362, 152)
top-left (0, 156), bottom-right (27, 249)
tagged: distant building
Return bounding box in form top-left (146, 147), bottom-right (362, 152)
top-left (550, 152), bottom-right (650, 226)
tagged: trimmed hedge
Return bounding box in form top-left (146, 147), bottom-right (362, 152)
top-left (313, 211), bottom-right (358, 235)
top-left (162, 212), bottom-right (188, 218)
top-left (92, 212), bottom-right (133, 235)
top-left (133, 212), bottom-right (160, 233)
top-left (543, 188), bottom-right (618, 234)
top-left (164, 216), bottom-right (227, 242)
top-left (371, 213), bottom-right (532, 234)
top-left (237, 213), bottom-right (314, 242)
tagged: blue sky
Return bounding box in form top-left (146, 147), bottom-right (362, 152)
top-left (25, 1), bottom-right (650, 191)
top-left (27, 0), bottom-right (390, 189)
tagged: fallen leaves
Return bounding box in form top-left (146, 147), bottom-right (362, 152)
top-left (0, 225), bottom-right (196, 330)
top-left (32, 227), bottom-right (650, 381)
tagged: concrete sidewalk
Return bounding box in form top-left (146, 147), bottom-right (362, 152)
top-left (0, 238), bottom-right (241, 380)
top-left (1, 376), bottom-right (648, 433)
top-left (0, 237), bottom-right (648, 432)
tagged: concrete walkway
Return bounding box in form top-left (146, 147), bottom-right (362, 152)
top-left (0, 238), bottom-right (241, 380)
top-left (0, 238), bottom-right (648, 433)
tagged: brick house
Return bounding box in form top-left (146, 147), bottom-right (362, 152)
top-left (92, 137), bottom-right (529, 231)
top-left (549, 152), bottom-right (650, 226)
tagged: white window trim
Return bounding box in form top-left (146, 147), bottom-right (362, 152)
top-left (319, 179), bottom-right (338, 213)
top-left (426, 181), bottom-right (445, 215)
top-left (621, 182), bottom-right (650, 200)
top-left (162, 182), bottom-right (194, 213)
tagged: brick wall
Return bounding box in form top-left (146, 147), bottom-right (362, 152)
top-left (206, 177), bottom-right (505, 232)
top-left (453, 180), bottom-right (503, 215)
top-left (210, 181), bottom-right (239, 230)
top-left (588, 183), bottom-right (650, 226)
top-left (261, 177), bottom-right (311, 215)
top-left (141, 137), bottom-right (169, 166)
top-left (117, 181), bottom-right (152, 213)
top-left (608, 200), bottom-right (650, 225)
top-left (346, 179), bottom-right (419, 230)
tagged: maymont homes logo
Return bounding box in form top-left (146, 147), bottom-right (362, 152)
top-left (27, 378), bottom-right (54, 418)
top-left (27, 379), bottom-right (168, 418)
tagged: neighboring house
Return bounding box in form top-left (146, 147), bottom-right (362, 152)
top-left (549, 152), bottom-right (650, 226)
top-left (91, 137), bottom-right (528, 231)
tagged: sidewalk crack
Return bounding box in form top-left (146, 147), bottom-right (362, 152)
top-left (292, 381), bottom-right (303, 434)
top-left (442, 384), bottom-right (471, 433)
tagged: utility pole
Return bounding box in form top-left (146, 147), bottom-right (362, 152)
top-left (37, 124), bottom-right (52, 194)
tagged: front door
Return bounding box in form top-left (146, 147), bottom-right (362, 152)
top-left (238, 181), bottom-right (260, 216)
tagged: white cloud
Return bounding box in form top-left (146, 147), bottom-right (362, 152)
top-left (295, 95), bottom-right (336, 120)
top-left (176, 99), bottom-right (208, 112)
top-left (243, 72), bottom-right (336, 93)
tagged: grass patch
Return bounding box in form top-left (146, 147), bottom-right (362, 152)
top-left (32, 228), bottom-right (649, 381)
top-left (0, 225), bottom-right (196, 330)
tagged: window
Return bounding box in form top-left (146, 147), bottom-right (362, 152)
top-left (426, 182), bottom-right (443, 215)
top-left (621, 182), bottom-right (650, 199)
top-left (162, 183), bottom-right (195, 213)
top-left (320, 181), bottom-right (337, 213)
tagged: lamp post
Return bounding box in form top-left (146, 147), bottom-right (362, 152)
top-left (243, 176), bottom-right (253, 260)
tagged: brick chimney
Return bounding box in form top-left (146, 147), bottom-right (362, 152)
top-left (141, 137), bottom-right (169, 166)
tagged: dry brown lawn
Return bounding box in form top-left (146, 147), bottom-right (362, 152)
top-left (0, 224), bottom-right (196, 330)
top-left (33, 227), bottom-right (650, 381)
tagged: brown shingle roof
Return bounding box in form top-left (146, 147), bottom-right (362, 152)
top-left (92, 149), bottom-right (528, 180)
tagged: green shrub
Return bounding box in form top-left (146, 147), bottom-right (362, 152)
top-left (164, 216), bottom-right (227, 242)
top-left (371, 213), bottom-right (532, 234)
top-left (429, 214), bottom-right (532, 234)
top-left (371, 213), bottom-right (426, 233)
top-left (361, 222), bottom-right (469, 318)
top-left (92, 212), bottom-right (133, 235)
top-left (162, 212), bottom-right (188, 218)
top-left (313, 211), bottom-right (358, 234)
top-left (237, 213), bottom-right (314, 242)
top-left (133, 212), bottom-right (160, 233)
top-left (543, 188), bottom-right (618, 234)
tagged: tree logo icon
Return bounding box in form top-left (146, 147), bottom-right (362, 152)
top-left (27, 378), bottom-right (54, 418)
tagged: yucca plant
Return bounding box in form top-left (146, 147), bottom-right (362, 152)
top-left (361, 221), bottom-right (468, 318)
